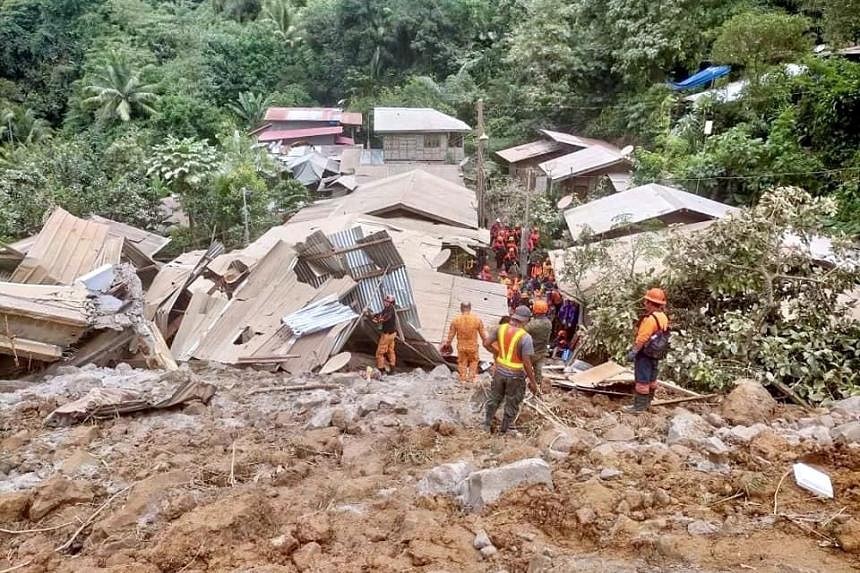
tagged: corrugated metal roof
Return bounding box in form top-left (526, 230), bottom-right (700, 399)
top-left (563, 183), bottom-right (738, 240)
top-left (354, 163), bottom-right (462, 185)
top-left (341, 112), bottom-right (363, 126)
top-left (408, 268), bottom-right (508, 361)
top-left (257, 126), bottom-right (343, 142)
top-left (539, 129), bottom-right (619, 151)
top-left (495, 140), bottom-right (563, 164)
top-left (264, 107), bottom-right (342, 122)
top-left (11, 208), bottom-right (122, 285)
top-left (608, 173), bottom-right (632, 192)
top-left (540, 146), bottom-right (631, 182)
top-left (335, 135), bottom-right (356, 145)
top-left (339, 169), bottom-right (478, 229)
top-left (373, 107), bottom-right (471, 133)
top-left (90, 215), bottom-right (170, 257)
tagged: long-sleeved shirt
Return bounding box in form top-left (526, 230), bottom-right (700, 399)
top-left (446, 312), bottom-right (487, 351)
top-left (634, 311), bottom-right (669, 347)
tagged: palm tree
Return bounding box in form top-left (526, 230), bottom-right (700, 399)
top-left (0, 108), bottom-right (52, 146)
top-left (228, 92), bottom-right (272, 130)
top-left (84, 55), bottom-right (158, 123)
top-left (1, 109), bottom-right (14, 146)
top-left (260, 0), bottom-right (302, 46)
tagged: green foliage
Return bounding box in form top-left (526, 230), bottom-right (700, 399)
top-left (83, 54), bottom-right (159, 123)
top-left (567, 187), bottom-right (860, 401)
top-left (712, 12), bottom-right (811, 78)
top-left (149, 94), bottom-right (230, 142)
top-left (821, 0), bottom-right (860, 45)
top-left (228, 92), bottom-right (272, 130)
top-left (147, 136), bottom-right (221, 196)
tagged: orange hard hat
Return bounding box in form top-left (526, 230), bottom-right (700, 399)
top-left (532, 299), bottom-right (549, 314)
top-left (644, 287), bottom-right (667, 305)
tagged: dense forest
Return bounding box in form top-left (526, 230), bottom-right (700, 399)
top-left (1, 0), bottom-right (859, 249)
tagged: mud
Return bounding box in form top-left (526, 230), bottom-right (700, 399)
top-left (1, 363), bottom-right (859, 572)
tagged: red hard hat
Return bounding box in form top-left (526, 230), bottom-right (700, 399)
top-left (532, 299), bottom-right (548, 314)
top-left (644, 287), bottom-right (667, 305)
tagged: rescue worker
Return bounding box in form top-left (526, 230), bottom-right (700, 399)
top-left (478, 264), bottom-right (493, 282)
top-left (370, 294), bottom-right (398, 375)
top-left (483, 305), bottom-right (538, 434)
top-left (525, 299), bottom-right (553, 393)
top-left (441, 302), bottom-right (487, 383)
top-left (625, 287), bottom-right (669, 413)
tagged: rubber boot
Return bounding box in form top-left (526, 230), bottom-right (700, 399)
top-left (624, 394), bottom-right (650, 414)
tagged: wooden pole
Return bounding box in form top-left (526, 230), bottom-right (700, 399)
top-left (519, 169), bottom-right (532, 275)
top-left (475, 99), bottom-right (486, 227)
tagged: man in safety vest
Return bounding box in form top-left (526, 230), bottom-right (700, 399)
top-left (441, 302), bottom-right (487, 383)
top-left (625, 287), bottom-right (669, 413)
top-left (525, 299), bottom-right (553, 393)
top-left (483, 305), bottom-right (538, 434)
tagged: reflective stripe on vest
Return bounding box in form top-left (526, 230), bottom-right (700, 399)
top-left (497, 323), bottom-right (526, 370)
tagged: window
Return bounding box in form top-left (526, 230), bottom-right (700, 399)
top-left (423, 134), bottom-right (441, 148)
top-left (448, 133), bottom-right (464, 148)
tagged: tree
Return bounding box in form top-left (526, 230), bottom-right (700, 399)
top-left (0, 107), bottom-right (52, 147)
top-left (228, 92), bottom-right (272, 130)
top-left (821, 0), bottom-right (860, 46)
top-left (712, 12), bottom-right (811, 81)
top-left (83, 55), bottom-right (158, 123)
top-left (260, 0), bottom-right (303, 46)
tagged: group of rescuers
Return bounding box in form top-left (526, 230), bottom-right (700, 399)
top-left (369, 287), bottom-right (669, 434)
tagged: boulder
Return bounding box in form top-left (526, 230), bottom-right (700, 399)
top-left (539, 427), bottom-right (599, 455)
top-left (836, 518), bottom-right (860, 554)
top-left (599, 468), bottom-right (622, 480)
top-left (295, 512), bottom-right (332, 543)
top-left (479, 545), bottom-right (498, 558)
top-left (697, 436), bottom-right (730, 456)
top-left (576, 506), bottom-right (596, 525)
top-left (305, 408), bottom-right (333, 430)
top-left (458, 458), bottom-right (552, 511)
top-left (270, 533), bottom-right (300, 555)
top-left (797, 425), bottom-right (833, 448)
top-left (832, 421), bottom-right (860, 445)
top-left (473, 529), bottom-right (492, 550)
top-left (719, 424), bottom-right (768, 444)
top-left (831, 396), bottom-right (860, 418)
top-left (292, 542), bottom-right (322, 572)
top-left (96, 470), bottom-right (190, 533)
top-left (60, 449), bottom-right (100, 476)
top-left (29, 476), bottom-right (95, 520)
top-left (687, 520), bottom-right (720, 536)
top-left (666, 410), bottom-right (711, 446)
top-left (417, 461), bottom-right (475, 496)
top-left (721, 380), bottom-right (777, 425)
top-left (0, 491), bottom-right (30, 522)
top-left (603, 424), bottom-right (635, 442)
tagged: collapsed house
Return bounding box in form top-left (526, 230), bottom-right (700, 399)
top-left (0, 208), bottom-right (175, 377)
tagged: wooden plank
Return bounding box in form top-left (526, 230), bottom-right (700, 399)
top-left (651, 394), bottom-right (717, 406)
top-left (658, 380), bottom-right (701, 397)
top-left (0, 336), bottom-right (63, 361)
top-left (567, 361), bottom-right (629, 388)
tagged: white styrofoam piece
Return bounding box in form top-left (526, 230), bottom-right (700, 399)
top-left (793, 463), bottom-right (834, 499)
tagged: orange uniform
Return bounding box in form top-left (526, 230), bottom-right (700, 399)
top-left (634, 312), bottom-right (669, 347)
top-left (446, 312), bottom-right (487, 382)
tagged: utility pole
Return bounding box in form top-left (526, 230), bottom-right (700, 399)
top-left (519, 169), bottom-right (532, 275)
top-left (475, 98), bottom-right (487, 227)
top-left (241, 187), bottom-right (250, 247)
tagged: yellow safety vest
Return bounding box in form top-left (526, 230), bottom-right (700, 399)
top-left (496, 323), bottom-right (526, 370)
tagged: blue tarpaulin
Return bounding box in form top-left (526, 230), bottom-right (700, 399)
top-left (668, 65), bottom-right (731, 91)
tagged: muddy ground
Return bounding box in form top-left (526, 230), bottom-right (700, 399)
top-left (1, 362), bottom-right (860, 573)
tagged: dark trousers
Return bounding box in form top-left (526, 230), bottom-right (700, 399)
top-left (634, 354), bottom-right (659, 395)
top-left (485, 371), bottom-right (526, 432)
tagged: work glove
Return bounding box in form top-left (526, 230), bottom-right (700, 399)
top-left (626, 349), bottom-right (637, 362)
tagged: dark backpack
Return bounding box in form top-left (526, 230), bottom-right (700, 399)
top-left (641, 314), bottom-right (670, 359)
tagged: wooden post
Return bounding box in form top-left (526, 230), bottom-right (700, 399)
top-left (519, 169), bottom-right (532, 275)
top-left (475, 99), bottom-right (486, 227)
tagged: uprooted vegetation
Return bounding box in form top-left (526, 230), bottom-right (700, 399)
top-left (564, 187), bottom-right (860, 401)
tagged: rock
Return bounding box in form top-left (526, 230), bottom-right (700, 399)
top-left (539, 427), bottom-right (599, 454)
top-left (29, 476), bottom-right (95, 520)
top-left (818, 414), bottom-right (836, 429)
top-left (479, 545), bottom-right (498, 558)
top-left (115, 362), bottom-right (133, 372)
top-left (836, 518), bottom-right (860, 553)
top-left (96, 470), bottom-right (190, 533)
top-left (599, 468), bottom-right (622, 480)
top-left (576, 506), bottom-right (596, 525)
top-left (428, 364), bottom-right (453, 380)
top-left (798, 425), bottom-right (833, 448)
top-left (330, 407), bottom-right (356, 431)
top-left (473, 529), bottom-right (492, 549)
top-left (687, 520), bottom-right (720, 536)
top-left (0, 491), bottom-right (30, 522)
top-left (433, 420), bottom-right (456, 436)
top-left (305, 408), bottom-right (333, 430)
top-left (603, 424), bottom-right (635, 442)
top-left (270, 533), bottom-right (300, 554)
top-left (696, 436), bottom-right (730, 456)
top-left (458, 458), bottom-right (553, 511)
top-left (60, 449), bottom-right (100, 475)
top-left (831, 396), bottom-right (860, 418)
top-left (358, 395), bottom-right (382, 416)
top-left (705, 413), bottom-right (725, 428)
top-left (400, 510), bottom-right (440, 541)
top-left (832, 421), bottom-right (860, 445)
top-left (667, 409), bottom-right (711, 445)
top-left (654, 489), bottom-right (672, 507)
top-left (721, 379), bottom-right (777, 425)
top-left (292, 542), bottom-right (321, 571)
top-left (418, 461), bottom-right (475, 496)
top-left (1, 430), bottom-right (30, 451)
top-left (721, 424), bottom-right (768, 444)
top-left (295, 512), bottom-right (332, 543)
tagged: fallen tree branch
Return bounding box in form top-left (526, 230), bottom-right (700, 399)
top-left (249, 384), bottom-right (339, 395)
top-left (55, 484), bottom-right (133, 553)
top-left (773, 469), bottom-right (792, 515)
top-left (769, 380), bottom-right (811, 408)
top-left (0, 560), bottom-right (33, 573)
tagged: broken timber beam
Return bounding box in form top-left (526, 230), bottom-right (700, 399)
top-left (657, 380), bottom-right (702, 397)
top-left (651, 394), bottom-right (718, 407)
top-left (0, 336), bottom-right (64, 361)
